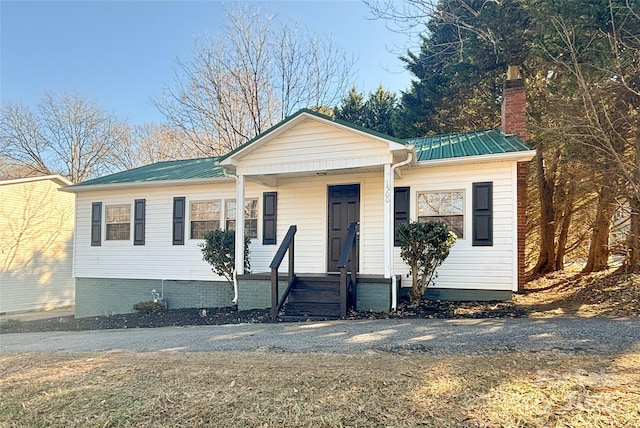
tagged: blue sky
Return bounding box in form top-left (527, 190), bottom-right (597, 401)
top-left (1, 1), bottom-right (417, 126)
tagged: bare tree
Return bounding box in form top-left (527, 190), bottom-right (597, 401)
top-left (0, 92), bottom-right (129, 183)
top-left (0, 154), bottom-right (40, 180)
top-left (154, 4), bottom-right (355, 156)
top-left (124, 124), bottom-right (200, 167)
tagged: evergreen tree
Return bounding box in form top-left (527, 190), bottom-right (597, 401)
top-left (372, 0), bottom-right (640, 274)
top-left (334, 86), bottom-right (366, 125)
top-left (364, 85), bottom-right (398, 136)
top-left (335, 85), bottom-right (399, 136)
top-left (396, 0), bottom-right (532, 137)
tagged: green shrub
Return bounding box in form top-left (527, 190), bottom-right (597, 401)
top-left (398, 221), bottom-right (457, 304)
top-left (200, 229), bottom-right (251, 291)
top-left (133, 300), bottom-right (164, 314)
top-left (0, 318), bottom-right (23, 332)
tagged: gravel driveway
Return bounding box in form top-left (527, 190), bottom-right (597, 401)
top-left (3, 317), bottom-right (640, 355)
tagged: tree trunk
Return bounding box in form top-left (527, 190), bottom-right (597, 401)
top-left (622, 196), bottom-right (640, 273)
top-left (555, 184), bottom-right (575, 270)
top-left (532, 149), bottom-right (557, 275)
top-left (409, 264), bottom-right (421, 304)
top-left (583, 184), bottom-right (617, 272)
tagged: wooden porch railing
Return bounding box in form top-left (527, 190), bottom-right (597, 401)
top-left (337, 221), bottom-right (358, 318)
top-left (270, 225), bottom-right (297, 319)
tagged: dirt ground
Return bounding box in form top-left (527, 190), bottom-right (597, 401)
top-left (1, 272), bottom-right (638, 334)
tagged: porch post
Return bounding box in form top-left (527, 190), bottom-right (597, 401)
top-left (235, 174), bottom-right (246, 275)
top-left (383, 163), bottom-right (393, 278)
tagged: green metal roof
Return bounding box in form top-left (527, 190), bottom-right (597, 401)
top-left (69, 157), bottom-right (225, 187)
top-left (407, 129), bottom-right (532, 162)
top-left (69, 118), bottom-right (533, 190)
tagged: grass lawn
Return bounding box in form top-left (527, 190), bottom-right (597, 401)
top-left (2, 272), bottom-right (640, 427)
top-left (1, 350), bottom-right (639, 427)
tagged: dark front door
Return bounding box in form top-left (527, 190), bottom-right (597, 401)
top-left (327, 184), bottom-right (360, 272)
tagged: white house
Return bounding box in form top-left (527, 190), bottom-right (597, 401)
top-left (64, 74), bottom-right (534, 318)
top-left (0, 175), bottom-right (75, 313)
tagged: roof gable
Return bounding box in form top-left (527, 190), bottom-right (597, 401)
top-left (219, 109), bottom-right (410, 176)
top-left (219, 109), bottom-right (407, 165)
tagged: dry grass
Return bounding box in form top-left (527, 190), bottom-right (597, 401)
top-left (1, 350), bottom-right (639, 427)
top-left (3, 272), bottom-right (640, 427)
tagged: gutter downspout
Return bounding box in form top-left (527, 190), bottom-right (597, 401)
top-left (223, 168), bottom-right (240, 305)
top-left (388, 151), bottom-right (414, 311)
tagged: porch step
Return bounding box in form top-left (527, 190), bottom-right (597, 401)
top-left (288, 280), bottom-right (340, 303)
top-left (282, 302), bottom-right (341, 320)
top-left (281, 275), bottom-right (342, 319)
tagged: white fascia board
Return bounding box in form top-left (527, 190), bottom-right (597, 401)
top-left (61, 177), bottom-right (234, 193)
top-left (416, 150), bottom-right (536, 168)
top-left (0, 174), bottom-right (72, 186)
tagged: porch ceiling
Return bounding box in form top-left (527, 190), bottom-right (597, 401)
top-left (245, 164), bottom-right (388, 187)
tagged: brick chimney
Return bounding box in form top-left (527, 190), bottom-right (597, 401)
top-left (501, 65), bottom-right (529, 292)
top-left (501, 65), bottom-right (527, 140)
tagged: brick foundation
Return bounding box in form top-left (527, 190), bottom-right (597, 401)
top-left (75, 278), bottom-right (233, 318)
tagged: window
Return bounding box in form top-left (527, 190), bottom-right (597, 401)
top-left (190, 200), bottom-right (221, 239)
top-left (105, 204), bottom-right (131, 240)
top-left (417, 191), bottom-right (464, 238)
top-left (226, 198), bottom-right (258, 239)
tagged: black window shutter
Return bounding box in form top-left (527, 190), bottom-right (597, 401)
top-left (134, 199), bottom-right (145, 246)
top-left (472, 182), bottom-right (493, 246)
top-left (91, 202), bottom-right (102, 246)
top-left (173, 197), bottom-right (185, 245)
top-left (394, 187), bottom-right (410, 246)
top-left (263, 192), bottom-right (277, 245)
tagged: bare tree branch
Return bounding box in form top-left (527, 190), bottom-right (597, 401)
top-left (0, 93), bottom-right (129, 183)
top-left (153, 4), bottom-right (355, 155)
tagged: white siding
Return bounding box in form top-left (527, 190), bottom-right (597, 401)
top-left (73, 159), bottom-right (519, 292)
top-left (237, 119), bottom-right (394, 175)
top-left (393, 160), bottom-right (517, 291)
top-left (0, 178), bottom-right (75, 312)
top-left (274, 173), bottom-right (385, 274)
top-left (74, 182), bottom-right (276, 281)
top-left (73, 172), bottom-right (388, 280)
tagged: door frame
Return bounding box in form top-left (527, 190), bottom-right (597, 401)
top-left (327, 183), bottom-right (360, 273)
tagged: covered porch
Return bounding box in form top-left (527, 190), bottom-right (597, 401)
top-left (217, 109), bottom-right (415, 318)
